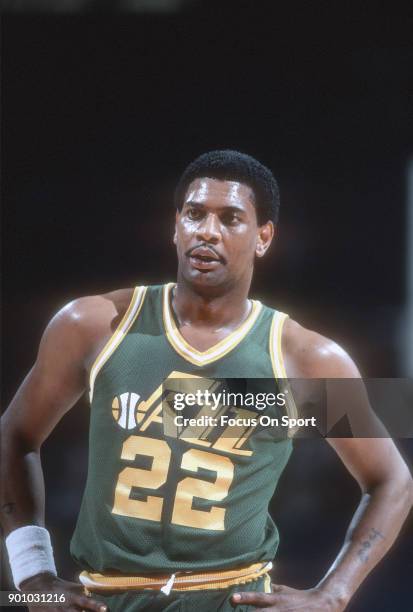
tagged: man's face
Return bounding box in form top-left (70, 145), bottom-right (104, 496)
top-left (174, 177), bottom-right (273, 293)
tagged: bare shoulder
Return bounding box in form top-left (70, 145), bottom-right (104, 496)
top-left (57, 287), bottom-right (134, 329)
top-left (41, 287), bottom-right (135, 371)
top-left (282, 317), bottom-right (361, 378)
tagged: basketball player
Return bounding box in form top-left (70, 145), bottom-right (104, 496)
top-left (1, 151), bottom-right (412, 611)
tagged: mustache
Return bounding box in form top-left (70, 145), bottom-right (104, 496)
top-left (185, 244), bottom-right (226, 263)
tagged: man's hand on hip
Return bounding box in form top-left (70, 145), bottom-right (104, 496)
top-left (21, 572), bottom-right (107, 612)
top-left (232, 584), bottom-right (347, 611)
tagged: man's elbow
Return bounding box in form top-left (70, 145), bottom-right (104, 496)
top-left (386, 465), bottom-right (413, 515)
top-left (366, 460), bottom-right (413, 514)
top-left (405, 471), bottom-right (413, 511)
top-left (396, 456), bottom-right (413, 508)
top-left (1, 417), bottom-right (40, 456)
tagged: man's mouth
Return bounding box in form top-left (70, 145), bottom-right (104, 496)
top-left (187, 246), bottom-right (224, 271)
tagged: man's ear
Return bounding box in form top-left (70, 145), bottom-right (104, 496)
top-left (256, 221), bottom-right (275, 258)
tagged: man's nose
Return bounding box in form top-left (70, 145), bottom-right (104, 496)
top-left (196, 213), bottom-right (221, 243)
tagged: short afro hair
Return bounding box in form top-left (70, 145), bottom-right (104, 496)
top-left (174, 150), bottom-right (280, 225)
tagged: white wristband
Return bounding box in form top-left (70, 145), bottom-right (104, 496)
top-left (5, 526), bottom-right (57, 590)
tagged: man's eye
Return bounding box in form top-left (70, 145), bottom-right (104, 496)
top-left (222, 213), bottom-right (240, 225)
top-left (188, 208), bottom-right (202, 220)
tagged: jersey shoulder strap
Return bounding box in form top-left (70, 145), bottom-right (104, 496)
top-left (89, 286), bottom-right (147, 401)
top-left (268, 309), bottom-right (289, 378)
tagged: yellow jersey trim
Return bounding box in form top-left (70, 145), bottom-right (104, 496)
top-left (162, 283), bottom-right (262, 367)
top-left (264, 572), bottom-right (272, 593)
top-left (269, 311), bottom-right (289, 378)
top-left (269, 311), bottom-right (299, 437)
top-left (79, 561), bottom-right (273, 592)
top-left (89, 286), bottom-right (147, 402)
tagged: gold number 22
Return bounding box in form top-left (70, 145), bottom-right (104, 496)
top-left (112, 436), bottom-right (234, 531)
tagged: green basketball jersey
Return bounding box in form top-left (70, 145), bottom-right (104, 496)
top-left (70, 283), bottom-right (294, 574)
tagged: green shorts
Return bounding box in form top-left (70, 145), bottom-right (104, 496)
top-left (90, 574), bottom-right (271, 612)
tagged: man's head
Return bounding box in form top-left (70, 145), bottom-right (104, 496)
top-left (174, 150), bottom-right (280, 226)
top-left (174, 150), bottom-right (279, 295)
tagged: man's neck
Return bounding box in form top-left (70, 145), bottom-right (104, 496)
top-left (173, 279), bottom-right (251, 331)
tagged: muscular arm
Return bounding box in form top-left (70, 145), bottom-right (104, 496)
top-left (234, 320), bottom-right (413, 611)
top-left (1, 302), bottom-right (89, 532)
top-left (285, 321), bottom-right (413, 605)
top-left (316, 390), bottom-right (411, 604)
top-left (318, 436), bottom-right (412, 606)
top-left (0, 290), bottom-right (131, 594)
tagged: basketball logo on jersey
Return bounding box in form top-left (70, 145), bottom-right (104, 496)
top-left (112, 392), bottom-right (143, 430)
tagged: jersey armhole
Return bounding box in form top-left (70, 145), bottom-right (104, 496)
top-left (89, 286), bottom-right (147, 402)
top-left (269, 311), bottom-right (289, 378)
top-left (269, 311), bottom-right (299, 438)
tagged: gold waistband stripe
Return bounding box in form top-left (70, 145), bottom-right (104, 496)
top-left (79, 561), bottom-right (272, 592)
